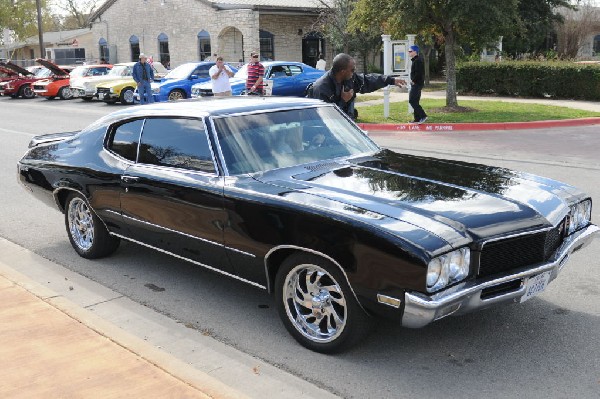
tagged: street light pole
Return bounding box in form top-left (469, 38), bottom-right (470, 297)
top-left (36, 0), bottom-right (45, 59)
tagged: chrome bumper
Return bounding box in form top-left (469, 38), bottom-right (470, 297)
top-left (401, 224), bottom-right (599, 328)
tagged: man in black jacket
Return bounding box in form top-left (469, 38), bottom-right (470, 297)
top-left (409, 45), bottom-right (427, 123)
top-left (310, 53), bottom-right (404, 119)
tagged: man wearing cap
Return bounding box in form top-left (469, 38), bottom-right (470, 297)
top-left (310, 53), bottom-right (405, 120)
top-left (246, 52), bottom-right (265, 95)
top-left (408, 45), bottom-right (427, 123)
top-left (133, 53), bottom-right (155, 105)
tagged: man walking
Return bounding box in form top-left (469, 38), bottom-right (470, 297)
top-left (133, 53), bottom-right (154, 105)
top-left (310, 53), bottom-right (404, 120)
top-left (408, 45), bottom-right (427, 123)
top-left (209, 56), bottom-right (234, 96)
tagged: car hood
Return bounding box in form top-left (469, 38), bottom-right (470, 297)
top-left (0, 61), bottom-right (33, 76)
top-left (35, 59), bottom-right (69, 76)
top-left (72, 75), bottom-right (124, 85)
top-left (254, 150), bottom-right (578, 248)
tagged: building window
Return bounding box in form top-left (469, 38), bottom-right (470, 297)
top-left (130, 35), bottom-right (140, 61)
top-left (198, 30), bottom-right (211, 61)
top-left (99, 38), bottom-right (109, 62)
top-left (157, 33), bottom-right (170, 68)
top-left (259, 30), bottom-right (274, 61)
top-left (594, 34), bottom-right (600, 55)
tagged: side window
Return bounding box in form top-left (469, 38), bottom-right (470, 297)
top-left (138, 118), bottom-right (215, 173)
top-left (107, 119), bottom-right (143, 161)
top-left (193, 65), bottom-right (211, 79)
top-left (289, 65), bottom-right (302, 76)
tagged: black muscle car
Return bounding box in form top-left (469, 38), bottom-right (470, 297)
top-left (18, 97), bottom-right (598, 353)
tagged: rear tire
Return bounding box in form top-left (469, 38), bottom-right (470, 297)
top-left (64, 193), bottom-right (120, 259)
top-left (274, 253), bottom-right (371, 353)
top-left (20, 85), bottom-right (36, 99)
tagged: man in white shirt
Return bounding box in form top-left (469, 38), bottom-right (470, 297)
top-left (209, 56), bottom-right (235, 96)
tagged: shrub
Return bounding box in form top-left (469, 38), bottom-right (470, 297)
top-left (456, 61), bottom-right (600, 100)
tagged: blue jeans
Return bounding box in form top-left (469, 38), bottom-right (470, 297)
top-left (137, 81), bottom-right (154, 105)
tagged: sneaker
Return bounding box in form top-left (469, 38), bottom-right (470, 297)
top-left (418, 117), bottom-right (428, 124)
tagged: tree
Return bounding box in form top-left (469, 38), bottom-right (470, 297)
top-left (351, 0), bottom-right (520, 108)
top-left (312, 0), bottom-right (383, 72)
top-left (502, 0), bottom-right (572, 58)
top-left (0, 0), bottom-right (41, 44)
top-left (555, 0), bottom-right (600, 58)
top-left (51, 0), bottom-right (99, 29)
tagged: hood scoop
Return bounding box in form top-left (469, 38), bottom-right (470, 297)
top-left (304, 161), bottom-right (343, 172)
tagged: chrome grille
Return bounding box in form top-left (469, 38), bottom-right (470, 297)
top-left (96, 87), bottom-right (110, 94)
top-left (479, 221), bottom-right (565, 278)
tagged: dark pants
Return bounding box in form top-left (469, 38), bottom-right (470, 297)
top-left (409, 85), bottom-right (426, 121)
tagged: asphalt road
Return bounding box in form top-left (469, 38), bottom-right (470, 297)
top-left (1, 96), bottom-right (599, 398)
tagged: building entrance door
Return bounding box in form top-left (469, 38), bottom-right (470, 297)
top-left (302, 33), bottom-right (324, 68)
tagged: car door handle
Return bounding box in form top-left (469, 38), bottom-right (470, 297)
top-left (121, 175), bottom-right (140, 183)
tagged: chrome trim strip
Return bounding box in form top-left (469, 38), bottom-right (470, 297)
top-left (111, 233), bottom-right (266, 290)
top-left (121, 213), bottom-right (256, 258)
top-left (263, 245), bottom-right (367, 313)
top-left (401, 224), bottom-right (599, 328)
top-left (480, 225), bottom-right (557, 249)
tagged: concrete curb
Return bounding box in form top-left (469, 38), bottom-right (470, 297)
top-left (358, 117), bottom-right (600, 132)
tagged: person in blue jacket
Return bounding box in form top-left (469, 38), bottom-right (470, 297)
top-left (132, 53), bottom-right (155, 105)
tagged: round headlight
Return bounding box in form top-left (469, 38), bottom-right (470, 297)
top-left (427, 258), bottom-right (443, 288)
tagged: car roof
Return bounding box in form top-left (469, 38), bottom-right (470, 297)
top-left (97, 96), bottom-right (329, 122)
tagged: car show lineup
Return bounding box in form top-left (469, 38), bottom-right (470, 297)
top-left (1, 59), bottom-right (322, 103)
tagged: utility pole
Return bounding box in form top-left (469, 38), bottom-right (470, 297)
top-left (36, 0), bottom-right (45, 58)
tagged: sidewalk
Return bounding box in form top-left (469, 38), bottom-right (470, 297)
top-left (355, 89), bottom-right (600, 131)
top-left (0, 257), bottom-right (246, 398)
top-left (0, 237), bottom-right (339, 399)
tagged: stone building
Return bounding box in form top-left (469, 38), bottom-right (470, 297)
top-left (89, 0), bottom-right (329, 68)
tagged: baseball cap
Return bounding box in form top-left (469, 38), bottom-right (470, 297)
top-left (409, 45), bottom-right (419, 53)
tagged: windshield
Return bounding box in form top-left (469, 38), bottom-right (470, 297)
top-left (214, 106), bottom-right (379, 175)
top-left (164, 63), bottom-right (196, 79)
top-left (108, 65), bottom-right (132, 77)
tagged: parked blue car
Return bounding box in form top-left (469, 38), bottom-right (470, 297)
top-left (144, 61), bottom-right (237, 102)
top-left (190, 61), bottom-right (325, 98)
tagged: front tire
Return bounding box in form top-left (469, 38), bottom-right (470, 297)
top-left (168, 89), bottom-right (186, 101)
top-left (58, 86), bottom-right (73, 100)
top-left (65, 193), bottom-right (120, 259)
top-left (119, 87), bottom-right (135, 105)
top-left (274, 253), bottom-right (371, 353)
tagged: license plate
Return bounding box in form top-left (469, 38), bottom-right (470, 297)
top-left (520, 271), bottom-right (551, 303)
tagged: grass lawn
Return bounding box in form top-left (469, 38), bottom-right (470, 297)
top-left (356, 99), bottom-right (600, 124)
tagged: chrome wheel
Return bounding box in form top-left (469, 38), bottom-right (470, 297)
top-left (67, 197), bottom-right (94, 251)
top-left (168, 90), bottom-right (185, 101)
top-left (282, 264), bottom-right (347, 343)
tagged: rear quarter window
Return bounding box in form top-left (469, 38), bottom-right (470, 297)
top-left (107, 119), bottom-right (144, 161)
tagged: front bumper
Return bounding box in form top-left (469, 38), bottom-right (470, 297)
top-left (401, 224), bottom-right (599, 328)
top-left (71, 87), bottom-right (94, 97)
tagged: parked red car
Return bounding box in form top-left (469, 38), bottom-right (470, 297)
top-left (0, 65), bottom-right (19, 96)
top-left (31, 59), bottom-right (74, 100)
top-left (0, 61), bottom-right (51, 99)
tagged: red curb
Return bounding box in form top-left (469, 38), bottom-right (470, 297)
top-left (358, 117), bottom-right (600, 132)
